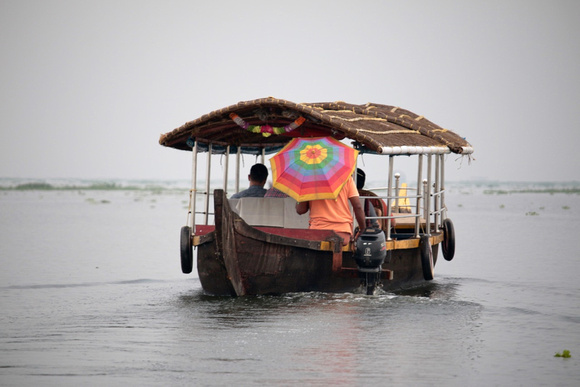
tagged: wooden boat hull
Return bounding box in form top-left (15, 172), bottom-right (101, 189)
top-left (195, 190), bottom-right (440, 296)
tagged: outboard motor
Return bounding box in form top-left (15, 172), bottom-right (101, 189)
top-left (353, 228), bottom-right (387, 295)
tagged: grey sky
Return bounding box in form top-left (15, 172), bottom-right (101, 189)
top-left (1, 0), bottom-right (579, 182)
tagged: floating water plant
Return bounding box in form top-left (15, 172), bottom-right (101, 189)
top-left (526, 211), bottom-right (539, 216)
top-left (85, 198), bottom-right (111, 204)
top-left (554, 350), bottom-right (571, 358)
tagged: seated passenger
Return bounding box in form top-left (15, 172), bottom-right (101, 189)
top-left (356, 168), bottom-right (380, 229)
top-left (231, 164), bottom-right (268, 198)
top-left (295, 175), bottom-right (366, 245)
top-left (264, 187), bottom-right (288, 198)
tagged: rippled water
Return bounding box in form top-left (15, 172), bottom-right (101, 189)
top-left (1, 182), bottom-right (579, 386)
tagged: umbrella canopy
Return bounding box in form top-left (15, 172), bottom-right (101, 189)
top-left (269, 137), bottom-right (359, 202)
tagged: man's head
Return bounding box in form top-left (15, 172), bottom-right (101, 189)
top-left (249, 163), bottom-right (268, 186)
top-left (356, 168), bottom-right (366, 190)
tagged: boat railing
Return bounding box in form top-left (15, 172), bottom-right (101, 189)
top-left (362, 182), bottom-right (446, 239)
top-left (427, 182), bottom-right (448, 232)
top-left (360, 190), bottom-right (420, 240)
top-left (187, 188), bottom-right (215, 232)
top-left (186, 141), bottom-right (449, 241)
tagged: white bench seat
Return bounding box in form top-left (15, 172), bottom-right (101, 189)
top-left (229, 197), bottom-right (309, 229)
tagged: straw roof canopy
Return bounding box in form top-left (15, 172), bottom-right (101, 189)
top-left (159, 97), bottom-right (473, 155)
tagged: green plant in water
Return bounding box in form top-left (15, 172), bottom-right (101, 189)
top-left (554, 350), bottom-right (571, 358)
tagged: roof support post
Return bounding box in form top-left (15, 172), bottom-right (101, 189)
top-left (434, 154), bottom-right (440, 231)
top-left (414, 154), bottom-right (423, 238)
top-left (190, 140), bottom-right (198, 233)
top-left (235, 147), bottom-right (241, 194)
top-left (440, 154), bottom-right (446, 221)
top-left (394, 173), bottom-right (401, 213)
top-left (223, 146), bottom-right (230, 195)
top-left (204, 143), bottom-right (212, 225)
top-left (353, 158), bottom-right (358, 234)
top-left (386, 156), bottom-right (394, 241)
top-left (425, 154), bottom-right (432, 236)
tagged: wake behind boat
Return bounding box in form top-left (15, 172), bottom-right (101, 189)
top-left (159, 97), bottom-right (473, 296)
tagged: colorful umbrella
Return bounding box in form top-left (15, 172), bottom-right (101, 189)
top-left (269, 137), bottom-right (359, 202)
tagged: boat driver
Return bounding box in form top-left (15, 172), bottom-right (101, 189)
top-left (231, 163), bottom-right (269, 198)
top-left (295, 175), bottom-right (366, 245)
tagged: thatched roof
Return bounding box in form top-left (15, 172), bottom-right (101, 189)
top-left (159, 97), bottom-right (473, 155)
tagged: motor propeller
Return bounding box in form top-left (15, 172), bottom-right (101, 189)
top-left (353, 228), bottom-right (388, 295)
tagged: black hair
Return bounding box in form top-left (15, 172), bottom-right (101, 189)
top-left (250, 163), bottom-right (268, 182)
top-left (356, 168), bottom-right (366, 190)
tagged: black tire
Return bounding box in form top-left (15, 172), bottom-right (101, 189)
top-left (442, 218), bottom-right (455, 261)
top-left (420, 235), bottom-right (434, 281)
top-left (180, 226), bottom-right (193, 274)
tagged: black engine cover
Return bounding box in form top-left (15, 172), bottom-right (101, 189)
top-left (353, 228), bottom-right (387, 273)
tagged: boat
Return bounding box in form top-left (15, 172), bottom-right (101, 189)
top-left (159, 97), bottom-right (473, 296)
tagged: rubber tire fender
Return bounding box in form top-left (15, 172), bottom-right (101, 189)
top-left (180, 226), bottom-right (193, 274)
top-left (420, 235), bottom-right (434, 281)
top-left (442, 218), bottom-right (456, 261)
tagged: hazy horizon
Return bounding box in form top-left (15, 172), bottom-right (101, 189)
top-left (1, 1), bottom-right (579, 182)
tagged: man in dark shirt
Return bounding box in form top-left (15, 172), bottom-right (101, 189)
top-left (231, 163), bottom-right (269, 198)
top-left (264, 187), bottom-right (288, 198)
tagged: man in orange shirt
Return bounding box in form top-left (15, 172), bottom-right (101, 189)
top-left (295, 177), bottom-right (366, 245)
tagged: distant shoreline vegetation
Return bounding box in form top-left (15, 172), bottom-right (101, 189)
top-left (0, 181), bottom-right (190, 192)
top-left (483, 187), bottom-right (580, 195)
top-left (2, 182), bottom-right (126, 191)
top-left (457, 180), bottom-right (580, 195)
top-left (1, 179), bottom-right (579, 194)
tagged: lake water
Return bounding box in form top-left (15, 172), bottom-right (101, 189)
top-left (1, 180), bottom-right (579, 386)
